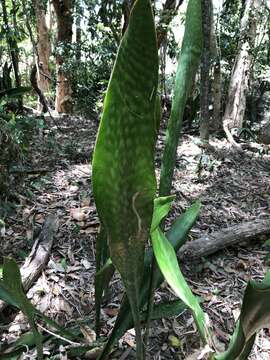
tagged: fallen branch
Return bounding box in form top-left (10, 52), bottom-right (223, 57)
top-left (179, 218), bottom-right (270, 260)
top-left (0, 214), bottom-right (59, 311)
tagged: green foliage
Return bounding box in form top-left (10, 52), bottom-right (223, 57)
top-left (0, 258), bottom-right (82, 359)
top-left (0, 83), bottom-right (37, 194)
top-left (0, 112), bottom-right (38, 193)
top-left (62, 0), bottom-right (122, 116)
top-left (219, 0), bottom-right (242, 73)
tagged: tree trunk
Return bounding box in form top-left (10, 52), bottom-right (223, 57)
top-left (156, 0), bottom-right (184, 47)
top-left (34, 0), bottom-right (51, 96)
top-left (1, 0), bottom-right (21, 89)
top-left (211, 8), bottom-right (222, 132)
top-left (52, 0), bottom-right (74, 114)
top-left (75, 1), bottom-right (82, 62)
top-left (223, 0), bottom-right (262, 145)
top-left (200, 0), bottom-right (212, 144)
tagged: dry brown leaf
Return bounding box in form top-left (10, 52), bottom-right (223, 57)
top-left (81, 259), bottom-right (91, 270)
top-left (35, 214), bottom-right (45, 224)
top-left (104, 307), bottom-right (119, 317)
top-left (80, 325), bottom-right (96, 345)
top-left (70, 207), bottom-right (91, 222)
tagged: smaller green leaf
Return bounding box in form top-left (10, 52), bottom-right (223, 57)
top-left (141, 300), bottom-right (186, 322)
top-left (262, 239), bottom-right (270, 247)
top-left (168, 335), bottom-right (182, 348)
top-left (215, 270), bottom-right (270, 360)
top-left (3, 258), bottom-right (43, 360)
top-left (151, 195), bottom-right (176, 233)
top-left (61, 258), bottom-right (67, 272)
top-left (151, 228), bottom-right (207, 342)
top-left (0, 331), bottom-right (48, 360)
top-left (0, 277), bottom-right (77, 342)
top-left (0, 281), bottom-right (19, 307)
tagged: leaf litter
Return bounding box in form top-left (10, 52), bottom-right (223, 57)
top-left (0, 115), bottom-right (270, 359)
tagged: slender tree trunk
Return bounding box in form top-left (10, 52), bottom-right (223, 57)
top-left (1, 0), bottom-right (21, 89)
top-left (75, 1), bottom-right (82, 62)
top-left (200, 0), bottom-right (212, 144)
top-left (52, 0), bottom-right (74, 114)
top-left (157, 0), bottom-right (184, 47)
top-left (223, 0), bottom-right (262, 146)
top-left (258, 8), bottom-right (270, 144)
top-left (34, 0), bottom-right (51, 95)
top-left (211, 8), bottom-right (222, 132)
top-left (122, 0), bottom-right (132, 35)
top-left (11, 0), bottom-right (20, 87)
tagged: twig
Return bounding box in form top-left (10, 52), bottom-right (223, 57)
top-left (37, 323), bottom-right (81, 346)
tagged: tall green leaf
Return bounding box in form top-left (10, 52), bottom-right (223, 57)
top-left (215, 270), bottom-right (270, 360)
top-left (92, 0), bottom-right (159, 358)
top-left (159, 0), bottom-right (203, 196)
top-left (98, 202), bottom-right (201, 360)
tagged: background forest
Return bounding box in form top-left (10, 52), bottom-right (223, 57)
top-left (1, 0), bottom-right (270, 359)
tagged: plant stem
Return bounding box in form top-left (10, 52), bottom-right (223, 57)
top-left (144, 258), bottom-right (158, 347)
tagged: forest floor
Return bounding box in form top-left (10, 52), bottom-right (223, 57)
top-left (1, 115), bottom-right (270, 359)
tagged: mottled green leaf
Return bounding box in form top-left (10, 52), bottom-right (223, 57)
top-left (92, 0), bottom-right (158, 358)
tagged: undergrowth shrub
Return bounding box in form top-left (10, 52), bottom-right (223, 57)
top-left (0, 112), bottom-right (39, 194)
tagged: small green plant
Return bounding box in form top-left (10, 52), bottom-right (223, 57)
top-left (1, 1), bottom-right (270, 359)
top-left (92, 1), bottom-right (270, 359)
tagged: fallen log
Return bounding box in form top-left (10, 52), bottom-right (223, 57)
top-left (0, 214), bottom-right (59, 311)
top-left (179, 218), bottom-right (270, 260)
